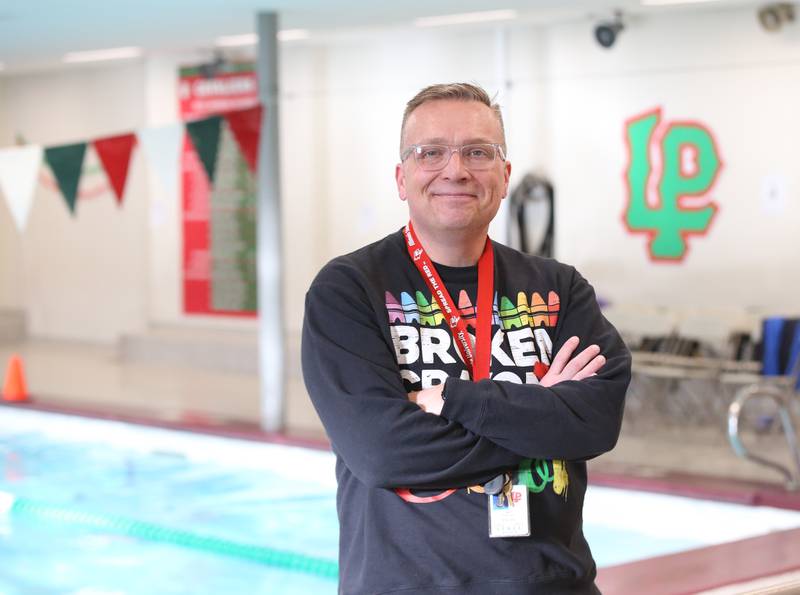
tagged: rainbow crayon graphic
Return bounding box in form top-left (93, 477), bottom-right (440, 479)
top-left (458, 291), bottom-right (476, 328)
top-left (385, 292), bottom-right (405, 323)
top-left (516, 292), bottom-right (530, 327)
top-left (387, 287), bottom-right (561, 329)
top-left (499, 296), bottom-right (525, 330)
top-left (417, 291), bottom-right (444, 327)
top-left (530, 292), bottom-right (548, 327)
top-left (429, 296), bottom-right (445, 326)
top-left (548, 291), bottom-right (560, 326)
top-left (401, 292), bottom-right (420, 324)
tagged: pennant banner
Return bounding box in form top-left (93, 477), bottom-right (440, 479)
top-left (137, 123), bottom-right (184, 197)
top-left (0, 105), bottom-right (260, 229)
top-left (44, 142), bottom-right (87, 215)
top-left (94, 133), bottom-right (137, 205)
top-left (225, 105), bottom-right (263, 174)
top-left (0, 145), bottom-right (43, 232)
top-left (186, 115), bottom-right (223, 184)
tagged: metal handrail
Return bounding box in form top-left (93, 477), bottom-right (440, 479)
top-left (728, 383), bottom-right (800, 490)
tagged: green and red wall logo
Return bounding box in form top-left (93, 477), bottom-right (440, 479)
top-left (623, 108), bottom-right (723, 262)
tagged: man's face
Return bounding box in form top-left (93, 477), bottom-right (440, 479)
top-left (396, 99), bottom-right (511, 238)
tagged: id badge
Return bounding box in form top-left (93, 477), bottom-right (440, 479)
top-left (488, 484), bottom-right (530, 538)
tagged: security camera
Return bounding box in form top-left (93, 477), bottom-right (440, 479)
top-left (758, 3), bottom-right (795, 32)
top-left (594, 14), bottom-right (624, 49)
top-left (199, 51), bottom-right (228, 78)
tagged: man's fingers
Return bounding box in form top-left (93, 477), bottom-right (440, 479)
top-left (549, 336), bottom-right (580, 375)
top-left (572, 355), bottom-right (606, 381)
top-left (561, 344), bottom-right (601, 378)
top-left (539, 339), bottom-right (604, 387)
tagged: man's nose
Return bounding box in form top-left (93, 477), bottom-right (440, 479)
top-left (440, 148), bottom-right (469, 179)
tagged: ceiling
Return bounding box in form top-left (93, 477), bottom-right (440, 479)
top-left (0, 0), bottom-right (765, 73)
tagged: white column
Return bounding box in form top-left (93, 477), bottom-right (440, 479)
top-left (256, 12), bottom-right (285, 432)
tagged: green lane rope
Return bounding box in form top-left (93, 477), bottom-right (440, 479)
top-left (3, 493), bottom-right (338, 580)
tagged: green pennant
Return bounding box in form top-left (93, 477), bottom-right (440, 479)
top-left (186, 115), bottom-right (223, 184)
top-left (44, 142), bottom-right (87, 215)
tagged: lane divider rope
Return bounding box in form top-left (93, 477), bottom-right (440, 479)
top-left (0, 490), bottom-right (338, 580)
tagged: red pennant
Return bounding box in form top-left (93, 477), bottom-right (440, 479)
top-left (93, 133), bottom-right (137, 205)
top-left (225, 105), bottom-right (263, 174)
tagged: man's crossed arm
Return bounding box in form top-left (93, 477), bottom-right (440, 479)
top-left (408, 336), bottom-right (605, 416)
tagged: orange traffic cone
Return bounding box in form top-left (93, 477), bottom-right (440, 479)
top-left (3, 354), bottom-right (29, 402)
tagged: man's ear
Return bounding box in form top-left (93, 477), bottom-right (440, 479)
top-left (396, 163), bottom-right (408, 201)
top-left (502, 160), bottom-right (512, 198)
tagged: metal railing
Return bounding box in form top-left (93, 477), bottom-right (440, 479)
top-left (728, 382), bottom-right (800, 490)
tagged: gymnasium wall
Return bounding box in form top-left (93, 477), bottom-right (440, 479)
top-left (544, 8), bottom-right (800, 324)
top-left (0, 64), bottom-right (149, 342)
top-left (0, 4), bottom-right (797, 346)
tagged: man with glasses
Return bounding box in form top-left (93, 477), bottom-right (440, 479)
top-left (302, 83), bottom-right (630, 594)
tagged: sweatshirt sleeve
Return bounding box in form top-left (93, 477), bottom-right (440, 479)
top-left (440, 267), bottom-right (631, 461)
top-left (301, 262), bottom-right (524, 490)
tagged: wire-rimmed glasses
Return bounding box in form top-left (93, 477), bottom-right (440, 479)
top-left (401, 143), bottom-right (506, 171)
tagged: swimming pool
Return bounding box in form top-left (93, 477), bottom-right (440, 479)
top-left (2, 407), bottom-right (800, 594)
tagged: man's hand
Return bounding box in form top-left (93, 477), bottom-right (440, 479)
top-left (539, 336), bottom-right (605, 388)
top-left (407, 384), bottom-right (445, 416)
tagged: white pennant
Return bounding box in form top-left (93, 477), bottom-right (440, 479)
top-left (0, 145), bottom-right (43, 232)
top-left (136, 123), bottom-right (183, 197)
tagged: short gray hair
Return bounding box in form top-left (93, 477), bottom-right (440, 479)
top-left (400, 82), bottom-right (506, 153)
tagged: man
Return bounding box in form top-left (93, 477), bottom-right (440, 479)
top-left (302, 83), bottom-right (631, 594)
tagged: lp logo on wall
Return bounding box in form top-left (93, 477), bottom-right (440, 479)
top-left (623, 108), bottom-right (723, 262)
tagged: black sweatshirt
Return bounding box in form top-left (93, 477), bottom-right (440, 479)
top-left (301, 229), bottom-right (631, 595)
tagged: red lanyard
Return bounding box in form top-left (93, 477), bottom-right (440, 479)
top-left (403, 221), bottom-right (494, 381)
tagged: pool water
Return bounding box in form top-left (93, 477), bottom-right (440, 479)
top-left (1, 408), bottom-right (799, 595)
top-left (1, 521), bottom-right (337, 595)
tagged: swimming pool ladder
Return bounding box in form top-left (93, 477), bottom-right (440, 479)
top-left (728, 381), bottom-right (800, 490)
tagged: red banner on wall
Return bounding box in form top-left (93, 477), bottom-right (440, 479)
top-left (179, 64), bottom-right (259, 317)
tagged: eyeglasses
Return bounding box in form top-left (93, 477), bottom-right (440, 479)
top-left (400, 143), bottom-right (506, 171)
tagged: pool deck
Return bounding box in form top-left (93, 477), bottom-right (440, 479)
top-left (596, 527), bottom-right (800, 595)
top-left (4, 397), bottom-right (800, 595)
